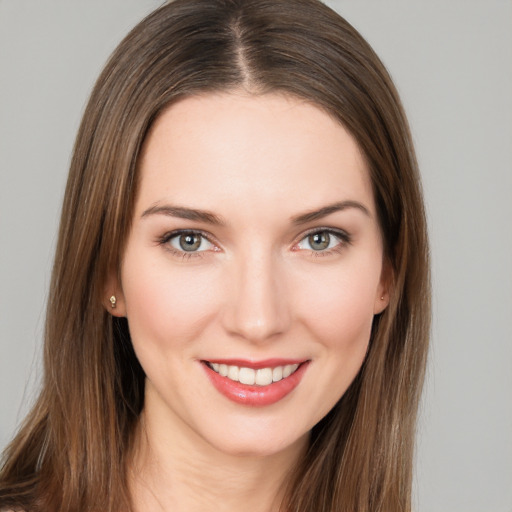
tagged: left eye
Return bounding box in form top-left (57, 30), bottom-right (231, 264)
top-left (168, 232), bottom-right (214, 252)
top-left (296, 230), bottom-right (344, 252)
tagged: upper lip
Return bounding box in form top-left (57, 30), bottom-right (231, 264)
top-left (201, 358), bottom-right (308, 370)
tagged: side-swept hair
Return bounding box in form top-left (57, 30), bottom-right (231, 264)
top-left (0, 1), bottom-right (430, 510)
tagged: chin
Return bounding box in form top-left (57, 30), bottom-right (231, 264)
top-left (219, 438), bottom-right (308, 460)
top-left (193, 417), bottom-right (311, 460)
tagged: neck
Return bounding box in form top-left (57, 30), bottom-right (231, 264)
top-left (129, 398), bottom-right (309, 512)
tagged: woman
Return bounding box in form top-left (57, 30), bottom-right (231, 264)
top-left (0, 0), bottom-right (430, 511)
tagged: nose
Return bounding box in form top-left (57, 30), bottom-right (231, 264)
top-left (221, 250), bottom-right (291, 344)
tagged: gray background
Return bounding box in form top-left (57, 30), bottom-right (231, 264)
top-left (1, 1), bottom-right (511, 510)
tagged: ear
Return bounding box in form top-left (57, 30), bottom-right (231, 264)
top-left (103, 269), bottom-right (127, 317)
top-left (373, 259), bottom-right (393, 315)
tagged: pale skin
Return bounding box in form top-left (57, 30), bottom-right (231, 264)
top-left (108, 92), bottom-right (390, 512)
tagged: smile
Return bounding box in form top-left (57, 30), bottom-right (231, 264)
top-left (206, 362), bottom-right (300, 386)
top-left (202, 359), bottom-right (309, 407)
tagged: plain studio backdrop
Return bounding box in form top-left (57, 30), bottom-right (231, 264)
top-left (0, 1), bottom-right (511, 510)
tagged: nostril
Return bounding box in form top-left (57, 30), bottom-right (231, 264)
top-left (222, 259), bottom-right (291, 342)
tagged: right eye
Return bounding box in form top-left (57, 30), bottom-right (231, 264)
top-left (165, 231), bottom-right (215, 253)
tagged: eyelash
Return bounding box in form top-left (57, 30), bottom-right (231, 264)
top-left (157, 229), bottom-right (216, 260)
top-left (294, 227), bottom-right (352, 258)
top-left (157, 227), bottom-right (351, 259)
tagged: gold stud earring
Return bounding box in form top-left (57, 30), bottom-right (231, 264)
top-left (109, 295), bottom-right (117, 309)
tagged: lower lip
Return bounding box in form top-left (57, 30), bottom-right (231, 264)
top-left (202, 362), bottom-right (309, 407)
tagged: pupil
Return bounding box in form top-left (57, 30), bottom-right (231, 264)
top-left (309, 232), bottom-right (330, 251)
top-left (179, 234), bottom-right (201, 251)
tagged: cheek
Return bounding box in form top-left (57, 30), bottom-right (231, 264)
top-left (294, 257), bottom-right (381, 351)
top-left (283, 259), bottom-right (381, 427)
top-left (120, 250), bottom-right (220, 354)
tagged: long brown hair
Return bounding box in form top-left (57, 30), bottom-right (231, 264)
top-left (0, 1), bottom-right (430, 510)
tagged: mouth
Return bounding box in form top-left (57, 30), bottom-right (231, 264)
top-left (201, 359), bottom-right (309, 406)
top-left (205, 361), bottom-right (301, 386)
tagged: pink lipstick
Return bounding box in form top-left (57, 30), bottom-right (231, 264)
top-left (201, 359), bottom-right (309, 406)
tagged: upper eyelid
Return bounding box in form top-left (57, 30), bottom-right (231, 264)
top-left (296, 226), bottom-right (351, 241)
top-left (162, 228), bottom-right (217, 243)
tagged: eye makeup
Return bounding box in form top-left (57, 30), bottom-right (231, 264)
top-left (292, 227), bottom-right (352, 258)
top-left (156, 225), bottom-right (352, 261)
top-left (156, 229), bottom-right (219, 259)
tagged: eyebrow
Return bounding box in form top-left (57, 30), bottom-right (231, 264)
top-left (141, 204), bottom-right (225, 225)
top-left (291, 200), bottom-right (370, 225)
top-left (141, 200), bottom-right (370, 226)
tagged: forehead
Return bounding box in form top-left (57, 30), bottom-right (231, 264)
top-left (135, 92), bottom-right (374, 218)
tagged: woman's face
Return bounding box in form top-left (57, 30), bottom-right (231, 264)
top-left (113, 92), bottom-right (388, 457)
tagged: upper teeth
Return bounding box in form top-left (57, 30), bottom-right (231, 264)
top-left (209, 363), bottom-right (300, 386)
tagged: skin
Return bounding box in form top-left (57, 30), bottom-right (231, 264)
top-left (109, 92), bottom-right (389, 511)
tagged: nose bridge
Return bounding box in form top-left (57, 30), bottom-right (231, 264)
top-left (223, 246), bottom-right (289, 343)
